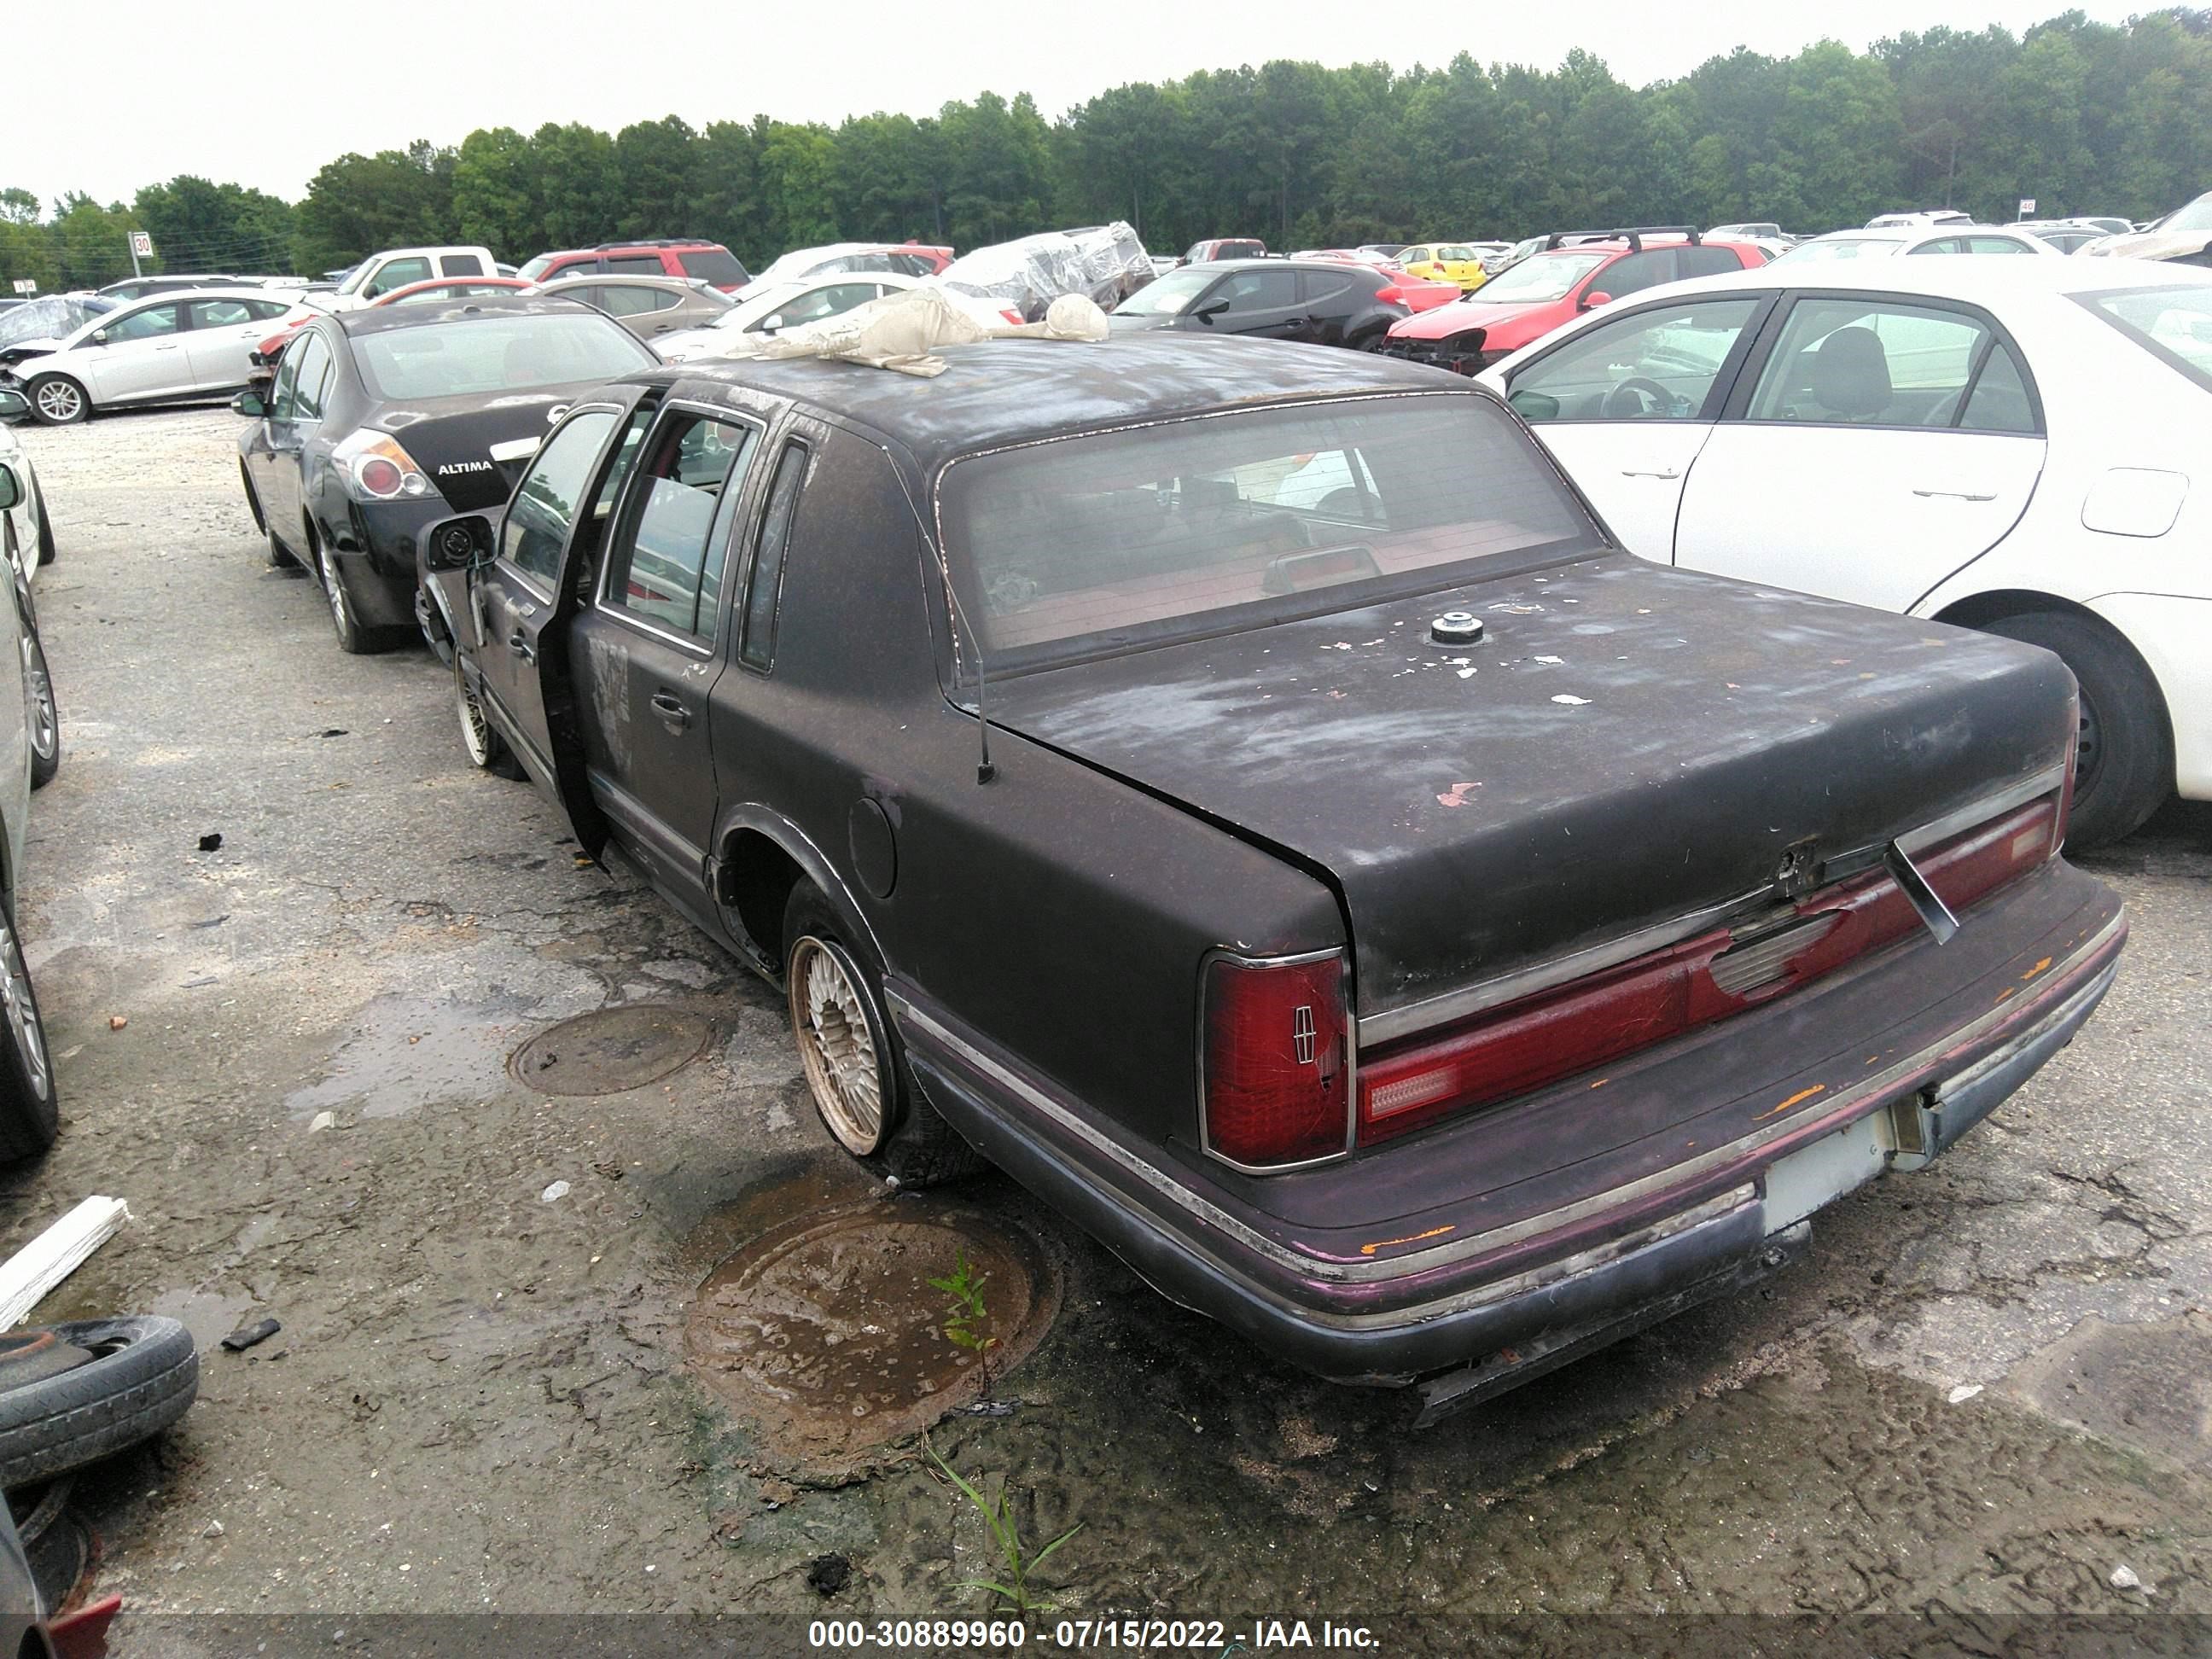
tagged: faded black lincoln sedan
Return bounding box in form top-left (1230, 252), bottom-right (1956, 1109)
top-left (416, 334), bottom-right (2123, 1414)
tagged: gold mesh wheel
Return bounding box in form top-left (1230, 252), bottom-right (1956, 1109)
top-left (788, 935), bottom-right (888, 1156)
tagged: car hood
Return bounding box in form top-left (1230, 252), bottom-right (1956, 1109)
top-left (1388, 296), bottom-right (1552, 341)
top-left (0, 341), bottom-right (63, 370)
top-left (369, 384), bottom-right (608, 511)
top-left (647, 326), bottom-right (731, 362)
top-left (1106, 312), bottom-right (1180, 333)
top-left (2082, 228), bottom-right (2212, 262)
top-left (986, 557), bottom-right (2073, 1022)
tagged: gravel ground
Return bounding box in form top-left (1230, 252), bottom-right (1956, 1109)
top-left (2, 404), bottom-right (2208, 1647)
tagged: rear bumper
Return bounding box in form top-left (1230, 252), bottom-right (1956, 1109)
top-left (329, 496), bottom-right (449, 628)
top-left (891, 864), bottom-right (2123, 1391)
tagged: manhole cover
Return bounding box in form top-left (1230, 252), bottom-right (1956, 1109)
top-left (509, 1004), bottom-right (713, 1096)
top-left (686, 1202), bottom-right (1056, 1467)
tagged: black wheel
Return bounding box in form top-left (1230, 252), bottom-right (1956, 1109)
top-left (311, 520), bottom-right (372, 654)
top-left (1983, 610), bottom-right (2172, 849)
top-left (1347, 325), bottom-right (1388, 352)
top-left (31, 474), bottom-right (54, 568)
top-left (455, 655), bottom-right (524, 780)
top-left (0, 1318), bottom-right (199, 1488)
top-left (26, 376), bottom-right (87, 427)
top-left (25, 630), bottom-right (57, 790)
top-left (783, 885), bottom-right (985, 1187)
top-left (0, 894), bottom-right (56, 1161)
top-left (241, 464), bottom-right (294, 568)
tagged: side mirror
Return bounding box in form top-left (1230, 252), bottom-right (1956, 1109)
top-left (1192, 298), bottom-right (1231, 324)
top-left (0, 390), bottom-right (26, 422)
top-left (0, 466), bottom-right (19, 515)
top-left (90, 329), bottom-right (109, 345)
top-left (1580, 291), bottom-right (1614, 311)
top-left (758, 314), bottom-right (784, 334)
top-left (1507, 389), bottom-right (1562, 422)
top-left (231, 388), bottom-right (268, 418)
top-left (421, 512), bottom-right (495, 573)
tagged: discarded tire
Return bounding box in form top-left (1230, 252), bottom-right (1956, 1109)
top-left (0, 1318), bottom-right (199, 1489)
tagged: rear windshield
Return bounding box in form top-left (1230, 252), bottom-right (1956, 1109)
top-left (940, 394), bottom-right (1595, 670)
top-left (2081, 284), bottom-right (2212, 391)
top-left (352, 312), bottom-right (653, 400)
top-left (678, 248), bottom-right (748, 285)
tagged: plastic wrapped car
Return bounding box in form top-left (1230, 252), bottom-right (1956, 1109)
top-left (939, 224), bottom-right (1151, 322)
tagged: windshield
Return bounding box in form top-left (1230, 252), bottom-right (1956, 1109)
top-left (1114, 270), bottom-right (1216, 317)
top-left (711, 284), bottom-right (803, 329)
top-left (516, 254), bottom-right (556, 282)
top-left (335, 263), bottom-right (380, 297)
top-left (2082, 285), bottom-right (2212, 391)
top-left (352, 313), bottom-right (653, 400)
top-left (2162, 193), bottom-right (2212, 235)
top-left (1773, 237), bottom-right (1901, 263)
top-left (940, 394), bottom-right (1595, 670)
top-left (1475, 252), bottom-right (1608, 302)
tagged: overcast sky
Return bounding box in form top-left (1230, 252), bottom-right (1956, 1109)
top-left (15, 0), bottom-right (2139, 208)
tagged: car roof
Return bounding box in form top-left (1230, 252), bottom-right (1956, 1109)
top-left (1189, 258), bottom-right (1371, 273)
top-left (333, 294), bottom-right (601, 335)
top-left (1600, 253), bottom-right (2212, 308)
top-left (537, 274), bottom-right (707, 294)
top-left (634, 335), bottom-right (1473, 471)
top-left (114, 286), bottom-right (277, 306)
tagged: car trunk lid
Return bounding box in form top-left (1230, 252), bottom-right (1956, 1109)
top-left (985, 556), bottom-right (2075, 1027)
top-left (366, 386), bottom-right (597, 511)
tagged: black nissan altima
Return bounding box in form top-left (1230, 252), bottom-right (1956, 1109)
top-left (233, 295), bottom-right (655, 653)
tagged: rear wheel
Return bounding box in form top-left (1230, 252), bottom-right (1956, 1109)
top-left (1983, 610), bottom-right (2171, 849)
top-left (313, 521), bottom-right (371, 654)
top-left (0, 895), bottom-right (56, 1161)
top-left (455, 655), bottom-right (524, 779)
top-left (26, 375), bottom-right (87, 427)
top-left (783, 886), bottom-right (984, 1187)
top-left (26, 632), bottom-right (58, 789)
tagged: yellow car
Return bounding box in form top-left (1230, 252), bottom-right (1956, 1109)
top-left (1397, 243), bottom-right (1490, 291)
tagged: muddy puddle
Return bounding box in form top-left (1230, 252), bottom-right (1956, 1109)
top-left (510, 1004), bottom-right (713, 1095)
top-left (684, 1170), bottom-right (1058, 1477)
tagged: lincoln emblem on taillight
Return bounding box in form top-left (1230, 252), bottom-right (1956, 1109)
top-left (1292, 1005), bottom-right (1317, 1065)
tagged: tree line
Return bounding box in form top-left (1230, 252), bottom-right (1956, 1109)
top-left (4, 8), bottom-right (2209, 293)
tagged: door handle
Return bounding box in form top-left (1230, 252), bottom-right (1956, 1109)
top-left (649, 690), bottom-right (692, 729)
top-left (154, 342), bottom-right (180, 351)
top-left (507, 630), bottom-right (535, 662)
top-left (1912, 488), bottom-right (1997, 502)
top-left (1620, 467), bottom-right (1682, 479)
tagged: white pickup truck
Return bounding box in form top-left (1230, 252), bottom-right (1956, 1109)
top-left (321, 247), bottom-right (500, 311)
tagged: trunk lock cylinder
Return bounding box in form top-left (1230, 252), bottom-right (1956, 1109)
top-left (1431, 611), bottom-right (1485, 645)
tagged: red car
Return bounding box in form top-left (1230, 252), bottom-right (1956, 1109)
top-left (516, 238), bottom-right (750, 292)
top-left (1179, 237), bottom-right (1268, 265)
top-left (1385, 227), bottom-right (1767, 374)
top-left (1307, 249), bottom-right (1462, 312)
top-left (250, 277), bottom-right (533, 367)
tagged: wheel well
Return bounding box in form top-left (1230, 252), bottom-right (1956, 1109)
top-left (719, 830), bottom-right (806, 971)
top-left (1932, 588), bottom-right (2174, 738)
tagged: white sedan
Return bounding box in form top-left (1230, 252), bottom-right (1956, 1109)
top-left (0, 288), bottom-right (310, 424)
top-left (1477, 257), bottom-right (2212, 846)
top-left (653, 272), bottom-right (1012, 363)
top-left (1772, 224), bottom-right (2058, 263)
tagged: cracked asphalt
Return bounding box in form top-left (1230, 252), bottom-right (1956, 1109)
top-left (1, 405), bottom-right (2207, 1644)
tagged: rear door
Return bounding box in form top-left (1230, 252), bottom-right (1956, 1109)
top-left (1295, 267), bottom-right (1364, 346)
top-left (1671, 292), bottom-right (2046, 609)
top-left (1499, 294), bottom-right (1769, 557)
top-left (472, 405), bottom-right (632, 787)
top-left (183, 296), bottom-right (285, 392)
top-left (568, 405), bottom-right (763, 916)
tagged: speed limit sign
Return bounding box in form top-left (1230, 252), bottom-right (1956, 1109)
top-left (130, 230), bottom-right (154, 258)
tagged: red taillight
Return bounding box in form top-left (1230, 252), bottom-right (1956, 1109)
top-left (357, 457), bottom-right (405, 498)
top-left (1355, 794), bottom-right (2062, 1148)
top-left (1201, 952), bottom-right (1350, 1169)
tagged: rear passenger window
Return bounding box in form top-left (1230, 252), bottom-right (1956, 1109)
top-left (741, 443), bottom-right (809, 669)
top-left (605, 256), bottom-right (664, 275)
top-left (439, 254), bottom-right (486, 277)
top-left (1958, 343), bottom-right (2037, 433)
top-left (1676, 247), bottom-right (1744, 278)
top-left (605, 414), bottom-right (756, 641)
top-left (1594, 251), bottom-right (1674, 300)
top-left (1744, 298), bottom-right (2003, 428)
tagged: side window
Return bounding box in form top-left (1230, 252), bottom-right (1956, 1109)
top-left (105, 303), bottom-right (182, 342)
top-left (439, 253), bottom-right (486, 277)
top-left (604, 256), bottom-right (662, 275)
top-left (1957, 342), bottom-right (2038, 434)
top-left (1297, 271), bottom-right (1356, 306)
top-left (499, 408), bottom-right (621, 584)
top-left (1966, 236), bottom-right (2033, 256)
top-left (1220, 269), bottom-right (1297, 310)
top-left (741, 442), bottom-right (809, 669)
top-left (1592, 251), bottom-right (1674, 301)
top-left (1675, 247), bottom-right (1743, 279)
top-left (246, 298), bottom-right (292, 321)
top-left (268, 336), bottom-right (308, 420)
top-left (1906, 238), bottom-right (1965, 256)
top-left (372, 257), bottom-right (432, 293)
top-left (598, 285), bottom-right (672, 318)
top-left (562, 286), bottom-right (607, 311)
top-left (604, 413), bottom-right (757, 639)
top-left (291, 333), bottom-right (334, 422)
top-left (1402, 247), bottom-right (1432, 265)
top-left (1505, 299), bottom-right (1761, 422)
top-left (757, 283), bottom-right (878, 332)
top-left (188, 298), bottom-right (254, 328)
top-left (1743, 298), bottom-right (1997, 427)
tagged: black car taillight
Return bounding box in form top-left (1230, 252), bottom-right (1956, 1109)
top-left (1200, 951), bottom-right (1351, 1170)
